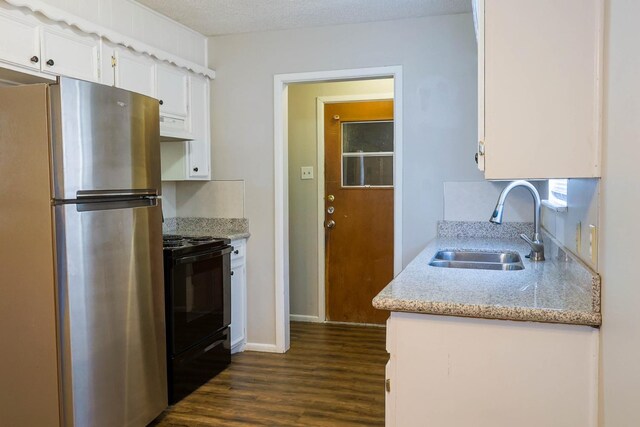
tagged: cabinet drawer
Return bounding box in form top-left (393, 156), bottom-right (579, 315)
top-left (230, 240), bottom-right (245, 264)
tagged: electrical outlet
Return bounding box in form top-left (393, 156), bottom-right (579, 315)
top-left (589, 224), bottom-right (598, 263)
top-left (575, 222), bottom-right (582, 255)
top-left (301, 166), bottom-right (314, 180)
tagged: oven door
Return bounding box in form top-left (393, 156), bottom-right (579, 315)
top-left (168, 247), bottom-right (231, 354)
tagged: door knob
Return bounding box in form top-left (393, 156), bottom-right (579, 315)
top-left (46, 59), bottom-right (54, 66)
top-left (326, 220), bottom-right (336, 229)
top-left (30, 56), bottom-right (39, 63)
top-left (327, 194), bottom-right (335, 202)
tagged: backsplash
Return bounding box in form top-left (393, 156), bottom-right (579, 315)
top-left (443, 181), bottom-right (545, 222)
top-left (161, 180), bottom-right (245, 219)
top-left (438, 220), bottom-right (534, 239)
top-left (539, 179), bottom-right (599, 271)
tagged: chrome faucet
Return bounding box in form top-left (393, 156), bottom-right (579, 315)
top-left (489, 180), bottom-right (545, 261)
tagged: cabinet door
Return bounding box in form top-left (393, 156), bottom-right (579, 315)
top-left (113, 47), bottom-right (156, 98)
top-left (40, 27), bottom-right (100, 82)
top-left (230, 264), bottom-right (246, 352)
top-left (0, 9), bottom-right (40, 71)
top-left (188, 75), bottom-right (211, 179)
top-left (483, 0), bottom-right (603, 179)
top-left (156, 64), bottom-right (188, 117)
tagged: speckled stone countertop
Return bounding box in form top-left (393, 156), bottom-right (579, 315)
top-left (163, 217), bottom-right (250, 240)
top-left (373, 221), bottom-right (601, 326)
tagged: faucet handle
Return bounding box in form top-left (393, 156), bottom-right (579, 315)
top-left (520, 233), bottom-right (545, 261)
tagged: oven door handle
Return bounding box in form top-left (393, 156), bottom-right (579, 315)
top-left (174, 247), bottom-right (233, 265)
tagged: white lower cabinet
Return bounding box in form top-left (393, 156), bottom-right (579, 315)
top-left (230, 239), bottom-right (247, 353)
top-left (386, 312), bottom-right (599, 427)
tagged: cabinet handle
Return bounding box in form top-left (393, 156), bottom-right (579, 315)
top-left (234, 250), bottom-right (239, 255)
top-left (46, 59), bottom-right (54, 66)
top-left (230, 271), bottom-right (235, 276)
top-left (30, 56), bottom-right (39, 63)
top-left (193, 167), bottom-right (199, 172)
top-left (475, 153), bottom-right (479, 164)
top-left (159, 100), bottom-right (164, 105)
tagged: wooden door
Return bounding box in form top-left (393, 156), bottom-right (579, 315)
top-left (324, 100), bottom-right (394, 324)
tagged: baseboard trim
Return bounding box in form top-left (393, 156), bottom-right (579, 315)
top-left (231, 339), bottom-right (246, 354)
top-left (244, 342), bottom-right (281, 353)
top-left (290, 314), bottom-right (322, 323)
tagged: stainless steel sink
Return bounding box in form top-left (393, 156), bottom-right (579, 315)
top-left (429, 250), bottom-right (524, 271)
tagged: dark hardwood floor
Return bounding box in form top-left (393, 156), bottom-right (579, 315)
top-left (151, 321), bottom-right (387, 426)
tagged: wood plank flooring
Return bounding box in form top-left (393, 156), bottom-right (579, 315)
top-left (151, 321), bottom-right (387, 426)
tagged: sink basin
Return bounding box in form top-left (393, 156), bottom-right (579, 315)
top-left (429, 250), bottom-right (524, 271)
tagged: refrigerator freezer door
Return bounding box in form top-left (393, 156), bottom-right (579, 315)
top-left (50, 77), bottom-right (161, 201)
top-left (54, 200), bottom-right (167, 427)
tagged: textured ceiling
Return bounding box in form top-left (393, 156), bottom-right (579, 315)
top-left (136, 0), bottom-right (472, 36)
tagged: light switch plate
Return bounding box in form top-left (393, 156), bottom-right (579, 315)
top-left (301, 166), bottom-right (314, 180)
top-left (589, 224), bottom-right (598, 263)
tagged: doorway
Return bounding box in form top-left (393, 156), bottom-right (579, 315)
top-left (274, 66), bottom-right (403, 352)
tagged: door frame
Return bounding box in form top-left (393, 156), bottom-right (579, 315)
top-left (274, 66), bottom-right (403, 353)
top-left (315, 93), bottom-right (395, 323)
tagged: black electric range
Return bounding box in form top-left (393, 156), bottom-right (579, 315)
top-left (162, 234), bottom-right (233, 404)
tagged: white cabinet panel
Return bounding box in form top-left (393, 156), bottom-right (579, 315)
top-left (40, 27), bottom-right (100, 82)
top-left (387, 312), bottom-right (598, 427)
top-left (114, 47), bottom-right (156, 98)
top-left (188, 75), bottom-right (211, 179)
top-left (0, 9), bottom-right (40, 71)
top-left (230, 239), bottom-right (247, 353)
top-left (479, 0), bottom-right (603, 179)
top-left (156, 64), bottom-right (188, 117)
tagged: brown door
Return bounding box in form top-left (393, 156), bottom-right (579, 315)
top-left (324, 100), bottom-right (394, 324)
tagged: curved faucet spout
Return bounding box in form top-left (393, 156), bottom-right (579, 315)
top-left (489, 180), bottom-right (544, 261)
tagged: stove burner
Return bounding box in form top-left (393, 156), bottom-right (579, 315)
top-left (163, 240), bottom-right (186, 248)
top-left (163, 234), bottom-right (184, 241)
top-left (187, 236), bottom-right (215, 243)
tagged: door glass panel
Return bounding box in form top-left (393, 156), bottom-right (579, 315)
top-left (341, 120), bottom-right (394, 187)
top-left (343, 155), bottom-right (393, 186)
top-left (343, 121), bottom-right (394, 153)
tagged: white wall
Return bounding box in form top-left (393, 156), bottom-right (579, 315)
top-left (288, 78), bottom-right (394, 318)
top-left (599, 0), bottom-right (640, 424)
top-left (32, 0), bottom-right (207, 65)
top-left (208, 13), bottom-right (480, 346)
top-left (540, 179), bottom-right (599, 271)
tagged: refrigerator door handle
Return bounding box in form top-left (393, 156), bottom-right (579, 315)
top-left (76, 189), bottom-right (158, 199)
top-left (76, 197), bottom-right (157, 212)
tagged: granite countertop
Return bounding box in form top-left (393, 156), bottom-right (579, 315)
top-left (373, 221), bottom-right (601, 326)
top-left (163, 217), bottom-right (250, 240)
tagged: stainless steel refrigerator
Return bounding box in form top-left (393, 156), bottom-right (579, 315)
top-left (0, 77), bottom-right (167, 426)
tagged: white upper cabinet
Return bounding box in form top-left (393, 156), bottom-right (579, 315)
top-left (113, 46), bottom-right (156, 98)
top-left (478, 0), bottom-right (603, 179)
top-left (40, 26), bottom-right (101, 83)
top-left (156, 64), bottom-right (191, 139)
top-left (0, 9), bottom-right (40, 71)
top-left (188, 74), bottom-right (211, 179)
top-left (157, 64), bottom-right (189, 118)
